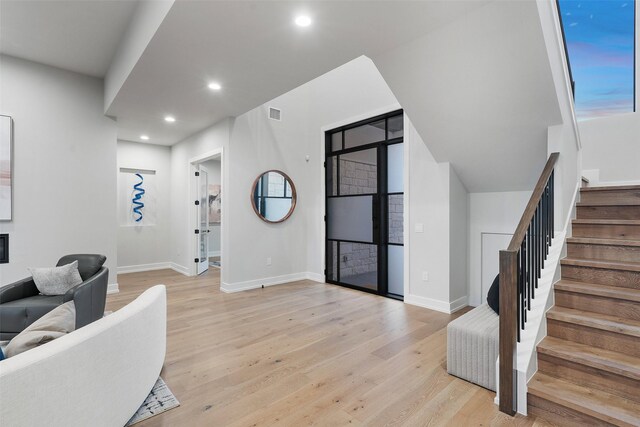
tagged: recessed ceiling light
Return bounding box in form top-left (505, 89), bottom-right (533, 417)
top-left (140, 135), bottom-right (149, 141)
top-left (164, 115), bottom-right (176, 123)
top-left (295, 15), bottom-right (312, 27)
top-left (208, 82), bottom-right (222, 91)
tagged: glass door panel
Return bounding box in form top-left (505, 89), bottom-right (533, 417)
top-left (387, 194), bottom-right (404, 245)
top-left (197, 167), bottom-right (209, 275)
top-left (344, 119), bottom-right (385, 149)
top-left (388, 245), bottom-right (403, 296)
top-left (326, 110), bottom-right (404, 298)
top-left (327, 196), bottom-right (374, 243)
top-left (339, 242), bottom-right (378, 291)
top-left (387, 143), bottom-right (404, 193)
top-left (339, 149), bottom-right (377, 195)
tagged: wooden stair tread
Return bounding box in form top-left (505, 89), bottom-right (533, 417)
top-left (547, 307), bottom-right (640, 337)
top-left (555, 280), bottom-right (640, 303)
top-left (573, 219), bottom-right (640, 225)
top-left (561, 258), bottom-right (640, 272)
top-left (538, 336), bottom-right (640, 381)
top-left (528, 373), bottom-right (640, 426)
top-left (581, 184), bottom-right (640, 192)
top-left (566, 237), bottom-right (640, 247)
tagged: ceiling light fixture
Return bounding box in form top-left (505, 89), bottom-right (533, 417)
top-left (140, 135), bottom-right (150, 141)
top-left (295, 15), bottom-right (312, 27)
top-left (208, 82), bottom-right (222, 91)
top-left (164, 115), bottom-right (176, 123)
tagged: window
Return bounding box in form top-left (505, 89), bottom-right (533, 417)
top-left (558, 0), bottom-right (635, 120)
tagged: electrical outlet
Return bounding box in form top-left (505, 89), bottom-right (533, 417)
top-left (422, 271), bottom-right (429, 281)
top-left (266, 257), bottom-right (272, 266)
top-left (415, 223), bottom-right (424, 233)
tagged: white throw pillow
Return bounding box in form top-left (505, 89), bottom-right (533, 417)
top-left (29, 261), bottom-right (83, 296)
top-left (5, 301), bottom-right (76, 358)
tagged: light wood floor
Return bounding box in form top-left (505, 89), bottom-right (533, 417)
top-left (108, 268), bottom-right (546, 426)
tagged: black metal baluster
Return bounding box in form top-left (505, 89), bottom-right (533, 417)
top-left (527, 224), bottom-right (533, 310)
top-left (544, 189), bottom-right (548, 257)
top-left (538, 200), bottom-right (543, 271)
top-left (523, 232), bottom-right (528, 317)
top-left (538, 200), bottom-right (543, 274)
top-left (544, 185), bottom-right (550, 256)
top-left (546, 183), bottom-right (550, 254)
top-left (544, 190), bottom-right (548, 258)
top-left (551, 172), bottom-right (555, 239)
top-left (532, 210), bottom-right (537, 302)
top-left (518, 247), bottom-right (523, 336)
top-left (541, 197), bottom-right (545, 267)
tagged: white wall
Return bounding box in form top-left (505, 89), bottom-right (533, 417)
top-left (404, 115), bottom-right (469, 313)
top-left (579, 114), bottom-right (640, 184)
top-left (404, 118), bottom-right (450, 306)
top-left (449, 166), bottom-right (468, 305)
top-left (0, 55), bottom-right (118, 284)
top-left (116, 141), bottom-right (171, 272)
top-left (201, 158), bottom-right (221, 256)
top-left (468, 191), bottom-right (531, 307)
top-left (169, 118), bottom-right (230, 277)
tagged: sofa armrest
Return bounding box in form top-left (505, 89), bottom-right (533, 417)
top-left (64, 267), bottom-right (109, 329)
top-left (0, 278), bottom-right (39, 304)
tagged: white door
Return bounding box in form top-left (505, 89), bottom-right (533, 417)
top-left (481, 233), bottom-right (513, 302)
top-left (196, 165), bottom-right (210, 275)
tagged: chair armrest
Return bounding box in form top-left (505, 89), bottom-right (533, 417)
top-left (0, 278), bottom-right (39, 304)
top-left (64, 267), bottom-right (109, 329)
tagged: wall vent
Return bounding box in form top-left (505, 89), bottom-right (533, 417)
top-left (268, 107), bottom-right (281, 121)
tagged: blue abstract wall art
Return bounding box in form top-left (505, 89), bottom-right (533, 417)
top-left (132, 173), bottom-right (145, 222)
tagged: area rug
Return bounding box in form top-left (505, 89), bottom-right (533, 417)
top-left (210, 260), bottom-right (221, 268)
top-left (126, 377), bottom-right (179, 425)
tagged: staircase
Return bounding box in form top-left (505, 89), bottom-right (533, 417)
top-left (527, 185), bottom-right (640, 426)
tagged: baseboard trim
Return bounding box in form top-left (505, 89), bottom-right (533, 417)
top-left (169, 263), bottom-right (189, 276)
top-left (208, 251), bottom-right (221, 257)
top-left (404, 294), bottom-right (468, 314)
top-left (107, 283), bottom-right (119, 294)
top-left (117, 262), bottom-right (172, 274)
top-left (221, 272), bottom-right (323, 293)
top-left (117, 262), bottom-right (189, 276)
top-left (449, 295), bottom-right (469, 313)
top-left (305, 272), bottom-right (324, 283)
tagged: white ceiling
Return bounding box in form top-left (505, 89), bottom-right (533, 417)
top-left (0, 0), bottom-right (137, 77)
top-left (107, 0), bottom-right (489, 145)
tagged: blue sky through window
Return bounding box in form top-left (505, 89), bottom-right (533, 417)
top-left (557, 0), bottom-right (635, 120)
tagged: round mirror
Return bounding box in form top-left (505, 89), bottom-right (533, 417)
top-left (251, 170), bottom-right (297, 223)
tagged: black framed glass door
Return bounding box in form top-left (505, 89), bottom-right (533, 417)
top-left (325, 110), bottom-right (404, 299)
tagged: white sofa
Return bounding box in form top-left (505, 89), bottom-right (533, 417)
top-left (0, 285), bottom-right (166, 427)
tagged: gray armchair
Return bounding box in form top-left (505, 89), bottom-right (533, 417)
top-left (0, 254), bottom-right (108, 340)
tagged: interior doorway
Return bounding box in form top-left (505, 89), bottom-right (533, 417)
top-left (325, 109), bottom-right (405, 300)
top-left (189, 150), bottom-right (223, 277)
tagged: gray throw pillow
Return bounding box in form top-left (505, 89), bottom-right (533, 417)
top-left (5, 301), bottom-right (76, 358)
top-left (29, 261), bottom-right (83, 296)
